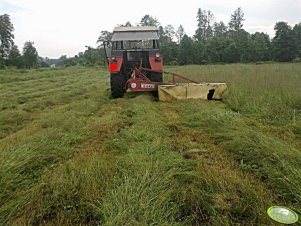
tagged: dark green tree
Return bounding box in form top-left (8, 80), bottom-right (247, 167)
top-left (223, 42), bottom-right (240, 63)
top-left (158, 26), bottom-right (168, 45)
top-left (7, 44), bottom-right (22, 67)
top-left (214, 21), bottom-right (228, 37)
top-left (84, 46), bottom-right (102, 66)
top-left (245, 32), bottom-right (271, 62)
top-left (194, 42), bottom-right (206, 64)
top-left (161, 42), bottom-right (179, 65)
top-left (38, 57), bottom-right (50, 68)
top-left (272, 22), bottom-right (297, 62)
top-left (118, 21), bottom-right (132, 27)
top-left (229, 7), bottom-right (245, 34)
top-left (0, 14), bottom-right (14, 68)
top-left (204, 37), bottom-right (235, 63)
top-left (204, 37), bottom-right (224, 63)
top-left (195, 9), bottom-right (214, 42)
top-left (227, 7), bottom-right (247, 62)
top-left (22, 41), bottom-right (38, 68)
top-left (175, 25), bottom-right (185, 44)
top-left (179, 35), bottom-right (194, 65)
top-left (164, 25), bottom-right (175, 43)
top-left (202, 37), bottom-right (240, 63)
top-left (97, 31), bottom-right (113, 46)
top-left (237, 30), bottom-right (251, 62)
top-left (56, 55), bottom-right (68, 67)
top-left (140, 15), bottom-right (159, 26)
top-left (293, 23), bottom-right (301, 58)
top-left (228, 7), bottom-right (246, 58)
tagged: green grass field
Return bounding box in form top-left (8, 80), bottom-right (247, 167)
top-left (0, 64), bottom-right (301, 225)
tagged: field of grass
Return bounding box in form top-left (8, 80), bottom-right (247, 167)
top-left (0, 64), bottom-right (300, 225)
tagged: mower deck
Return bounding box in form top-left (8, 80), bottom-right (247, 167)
top-left (158, 83), bottom-right (228, 102)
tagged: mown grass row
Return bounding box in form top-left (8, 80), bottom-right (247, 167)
top-left (0, 67), bottom-right (90, 84)
top-left (2, 93), bottom-right (277, 225)
top-left (173, 101), bottom-right (301, 204)
top-left (0, 67), bottom-right (110, 224)
top-left (0, 67), bottom-right (106, 139)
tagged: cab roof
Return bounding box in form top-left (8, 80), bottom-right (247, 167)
top-left (113, 26), bottom-right (158, 32)
top-left (111, 26), bottom-right (159, 41)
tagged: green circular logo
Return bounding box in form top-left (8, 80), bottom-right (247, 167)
top-left (267, 206), bottom-right (299, 224)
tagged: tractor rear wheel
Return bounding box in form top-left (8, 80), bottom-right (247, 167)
top-left (151, 73), bottom-right (163, 97)
top-left (110, 73), bottom-right (126, 98)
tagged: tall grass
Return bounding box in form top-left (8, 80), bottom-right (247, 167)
top-left (173, 64), bottom-right (301, 124)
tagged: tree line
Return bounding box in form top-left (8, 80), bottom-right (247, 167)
top-left (0, 13), bottom-right (108, 69)
top-left (89, 9), bottom-right (301, 66)
top-left (0, 14), bottom-right (39, 69)
top-left (1, 8), bottom-right (301, 69)
top-left (158, 8), bottom-right (301, 65)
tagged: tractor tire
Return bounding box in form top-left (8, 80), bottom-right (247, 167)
top-left (151, 73), bottom-right (163, 97)
top-left (110, 73), bottom-right (126, 98)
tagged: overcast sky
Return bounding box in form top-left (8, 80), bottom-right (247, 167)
top-left (1, 0), bottom-right (301, 58)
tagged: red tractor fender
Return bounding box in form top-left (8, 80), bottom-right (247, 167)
top-left (109, 57), bottom-right (123, 73)
top-left (149, 56), bottom-right (163, 73)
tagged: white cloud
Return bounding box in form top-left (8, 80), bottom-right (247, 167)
top-left (3, 0), bottom-right (301, 58)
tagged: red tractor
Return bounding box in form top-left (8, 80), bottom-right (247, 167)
top-left (105, 26), bottom-right (228, 101)
top-left (108, 26), bottom-right (163, 98)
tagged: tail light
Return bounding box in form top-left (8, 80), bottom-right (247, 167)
top-left (110, 63), bottom-right (118, 72)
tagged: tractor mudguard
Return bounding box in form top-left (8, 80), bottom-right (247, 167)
top-left (149, 56), bottom-right (163, 72)
top-left (109, 57), bottom-right (123, 73)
